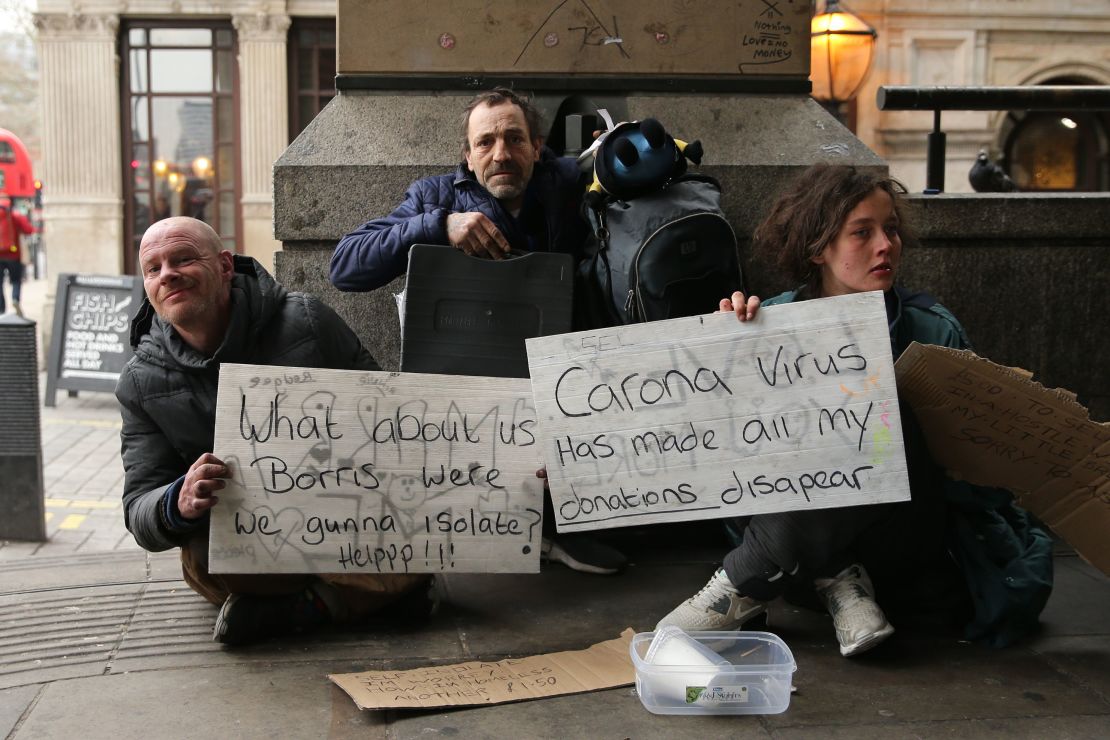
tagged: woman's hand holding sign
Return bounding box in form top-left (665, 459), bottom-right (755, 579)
top-left (720, 291), bottom-right (761, 322)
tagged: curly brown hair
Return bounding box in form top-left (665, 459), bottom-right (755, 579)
top-left (753, 164), bottom-right (911, 297)
top-left (458, 87), bottom-right (544, 161)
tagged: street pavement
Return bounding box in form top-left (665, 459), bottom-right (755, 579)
top-left (1, 278), bottom-right (1109, 739)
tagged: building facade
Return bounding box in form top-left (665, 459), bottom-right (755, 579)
top-left (32, 0), bottom-right (1110, 284)
top-left (851, 0), bottom-right (1110, 193)
top-left (34, 0), bottom-right (334, 279)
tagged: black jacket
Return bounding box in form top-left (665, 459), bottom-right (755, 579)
top-left (116, 256), bottom-right (378, 552)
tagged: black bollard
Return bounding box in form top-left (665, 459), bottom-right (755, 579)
top-left (0, 314), bottom-right (46, 541)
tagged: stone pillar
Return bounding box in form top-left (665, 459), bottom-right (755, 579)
top-left (33, 11), bottom-right (122, 364)
top-left (274, 1), bottom-right (879, 370)
top-left (232, 12), bottom-right (291, 272)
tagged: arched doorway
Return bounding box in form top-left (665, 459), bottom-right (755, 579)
top-left (999, 75), bottom-right (1110, 191)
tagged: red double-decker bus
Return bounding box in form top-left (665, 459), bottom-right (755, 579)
top-left (0, 128), bottom-right (34, 199)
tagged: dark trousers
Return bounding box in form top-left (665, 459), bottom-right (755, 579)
top-left (723, 452), bottom-right (953, 602)
top-left (179, 526), bottom-right (429, 622)
top-left (0, 259), bottom-right (22, 313)
top-left (722, 496), bottom-right (945, 586)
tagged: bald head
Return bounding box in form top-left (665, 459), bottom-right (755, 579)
top-left (138, 216), bottom-right (235, 356)
top-left (140, 217), bottom-right (222, 262)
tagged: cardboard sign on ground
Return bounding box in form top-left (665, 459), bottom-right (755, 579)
top-left (209, 364), bottom-right (544, 574)
top-left (895, 343), bottom-right (1110, 575)
top-left (330, 629), bottom-right (635, 710)
top-left (526, 291), bottom-right (911, 532)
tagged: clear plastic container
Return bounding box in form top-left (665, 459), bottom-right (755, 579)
top-left (630, 630), bottom-right (796, 715)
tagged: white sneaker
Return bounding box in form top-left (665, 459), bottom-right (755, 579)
top-left (656, 569), bottom-right (767, 631)
top-left (815, 564), bottom-right (895, 657)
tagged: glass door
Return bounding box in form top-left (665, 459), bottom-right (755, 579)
top-left (122, 22), bottom-right (239, 270)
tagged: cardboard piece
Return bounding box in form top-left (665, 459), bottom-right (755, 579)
top-left (526, 291), bottom-right (911, 532)
top-left (209, 364), bottom-right (544, 574)
top-left (338, 0), bottom-right (811, 78)
top-left (895, 343), bottom-right (1110, 575)
top-left (330, 629), bottom-right (635, 710)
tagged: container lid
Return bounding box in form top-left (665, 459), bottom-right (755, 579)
top-left (644, 626), bottom-right (729, 668)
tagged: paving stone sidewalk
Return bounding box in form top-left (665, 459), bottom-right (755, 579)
top-left (0, 384), bottom-right (139, 561)
top-left (3, 275), bottom-right (137, 558)
top-left (1, 315), bottom-right (1108, 738)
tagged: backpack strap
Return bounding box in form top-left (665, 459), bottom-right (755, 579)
top-left (574, 200), bottom-right (625, 328)
top-left (590, 205), bottom-right (623, 325)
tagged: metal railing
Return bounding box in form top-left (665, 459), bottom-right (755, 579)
top-left (876, 85), bottom-right (1110, 193)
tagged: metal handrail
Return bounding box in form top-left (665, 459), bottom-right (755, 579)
top-left (876, 85), bottom-right (1110, 193)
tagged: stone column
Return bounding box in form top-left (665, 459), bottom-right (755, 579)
top-left (232, 12), bottom-right (291, 271)
top-left (33, 11), bottom-right (122, 363)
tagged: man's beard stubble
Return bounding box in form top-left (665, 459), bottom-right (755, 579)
top-left (482, 163), bottom-right (525, 202)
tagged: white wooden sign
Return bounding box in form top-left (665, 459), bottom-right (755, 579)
top-left (526, 291), bottom-right (911, 532)
top-left (209, 365), bottom-right (544, 574)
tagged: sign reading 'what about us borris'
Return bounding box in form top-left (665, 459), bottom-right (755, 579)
top-left (526, 291), bottom-right (911, 532)
top-left (208, 366), bottom-right (544, 575)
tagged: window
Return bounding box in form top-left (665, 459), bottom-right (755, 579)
top-left (288, 18), bottom-right (336, 141)
top-left (121, 21), bottom-right (239, 270)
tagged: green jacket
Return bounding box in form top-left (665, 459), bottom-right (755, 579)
top-left (764, 288), bottom-right (1053, 646)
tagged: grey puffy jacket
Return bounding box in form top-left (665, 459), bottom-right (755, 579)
top-left (115, 256), bottom-right (379, 552)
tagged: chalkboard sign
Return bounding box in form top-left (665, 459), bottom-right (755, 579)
top-left (45, 273), bottom-right (144, 407)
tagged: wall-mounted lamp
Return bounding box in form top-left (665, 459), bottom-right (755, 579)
top-left (810, 0), bottom-right (878, 105)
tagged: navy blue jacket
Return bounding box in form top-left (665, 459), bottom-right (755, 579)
top-left (330, 149), bottom-right (589, 292)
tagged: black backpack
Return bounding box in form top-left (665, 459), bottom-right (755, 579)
top-left (577, 174), bottom-right (742, 327)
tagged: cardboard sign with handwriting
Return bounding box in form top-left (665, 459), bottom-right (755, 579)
top-left (208, 364), bottom-right (543, 574)
top-left (526, 291), bottom-right (910, 532)
top-left (895, 343), bottom-right (1110, 575)
top-left (330, 629), bottom-right (635, 710)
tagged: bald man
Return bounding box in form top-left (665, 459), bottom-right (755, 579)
top-left (116, 217), bottom-right (428, 645)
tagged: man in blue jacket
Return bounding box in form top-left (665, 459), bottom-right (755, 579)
top-left (330, 89), bottom-right (624, 575)
top-left (329, 87), bottom-right (590, 292)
